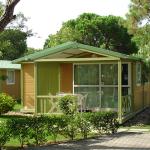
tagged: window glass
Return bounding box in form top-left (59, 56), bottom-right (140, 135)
top-left (136, 63), bottom-right (141, 85)
top-left (101, 87), bottom-right (118, 108)
top-left (7, 70), bottom-right (15, 84)
top-left (122, 64), bottom-right (128, 85)
top-left (101, 64), bottom-right (118, 85)
top-left (74, 64), bottom-right (99, 85)
top-left (74, 87), bottom-right (99, 109)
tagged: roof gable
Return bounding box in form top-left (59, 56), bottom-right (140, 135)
top-left (13, 41), bottom-right (141, 63)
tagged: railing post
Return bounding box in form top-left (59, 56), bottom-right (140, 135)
top-left (118, 60), bottom-right (122, 123)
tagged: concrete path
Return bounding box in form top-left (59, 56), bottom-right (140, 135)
top-left (26, 132), bottom-right (150, 150)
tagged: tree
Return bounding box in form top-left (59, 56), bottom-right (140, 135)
top-left (0, 0), bottom-right (20, 32)
top-left (0, 29), bottom-right (27, 60)
top-left (125, 0), bottom-right (150, 34)
top-left (44, 13), bottom-right (137, 54)
top-left (125, 0), bottom-right (150, 58)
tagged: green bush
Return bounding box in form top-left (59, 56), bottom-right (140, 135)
top-left (0, 121), bottom-right (11, 148)
top-left (0, 93), bottom-right (15, 115)
top-left (8, 117), bottom-right (31, 148)
top-left (29, 116), bottom-right (48, 145)
top-left (76, 113), bottom-right (91, 139)
top-left (58, 95), bottom-right (77, 115)
top-left (47, 115), bottom-right (67, 142)
top-left (89, 111), bottom-right (119, 134)
top-left (62, 115), bottom-right (79, 140)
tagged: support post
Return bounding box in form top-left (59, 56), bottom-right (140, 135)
top-left (21, 65), bottom-right (24, 106)
top-left (34, 63), bottom-right (37, 115)
top-left (118, 60), bottom-right (122, 123)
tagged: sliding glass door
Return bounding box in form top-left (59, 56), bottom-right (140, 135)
top-left (74, 63), bottom-right (130, 110)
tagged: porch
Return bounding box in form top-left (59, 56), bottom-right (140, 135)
top-left (34, 60), bottom-right (133, 123)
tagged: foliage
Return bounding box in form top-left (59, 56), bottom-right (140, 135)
top-left (76, 113), bottom-right (91, 139)
top-left (62, 115), bottom-right (79, 140)
top-left (125, 0), bottom-right (150, 59)
top-left (0, 112), bottom-right (118, 148)
top-left (47, 115), bottom-right (67, 142)
top-left (0, 121), bottom-right (11, 148)
top-left (8, 117), bottom-right (31, 148)
top-left (0, 93), bottom-right (15, 115)
top-left (44, 13), bottom-right (138, 54)
top-left (88, 111), bottom-right (119, 134)
top-left (125, 0), bottom-right (150, 33)
top-left (0, 29), bottom-right (27, 60)
top-left (28, 116), bottom-right (48, 145)
top-left (59, 95), bottom-right (77, 115)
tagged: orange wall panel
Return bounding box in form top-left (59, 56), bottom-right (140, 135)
top-left (22, 63), bottom-right (35, 109)
top-left (60, 63), bottom-right (73, 93)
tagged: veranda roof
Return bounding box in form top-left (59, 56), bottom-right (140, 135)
top-left (13, 41), bottom-right (141, 63)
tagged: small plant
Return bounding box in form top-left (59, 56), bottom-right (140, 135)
top-left (0, 93), bottom-right (15, 115)
top-left (59, 95), bottom-right (77, 115)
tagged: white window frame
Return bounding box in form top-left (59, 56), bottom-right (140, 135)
top-left (7, 70), bottom-right (15, 85)
top-left (73, 62), bottom-right (131, 106)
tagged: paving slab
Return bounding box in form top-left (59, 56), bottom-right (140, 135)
top-left (26, 131), bottom-right (150, 150)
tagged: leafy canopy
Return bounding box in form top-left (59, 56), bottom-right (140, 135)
top-left (44, 13), bottom-right (138, 55)
top-left (0, 29), bottom-right (27, 60)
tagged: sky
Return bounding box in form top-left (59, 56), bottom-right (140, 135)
top-left (5, 0), bottom-right (131, 49)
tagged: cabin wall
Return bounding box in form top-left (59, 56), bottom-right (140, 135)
top-left (132, 62), bottom-right (149, 112)
top-left (143, 83), bottom-right (150, 107)
top-left (0, 69), bottom-right (20, 99)
top-left (60, 63), bottom-right (73, 93)
top-left (22, 63), bottom-right (35, 109)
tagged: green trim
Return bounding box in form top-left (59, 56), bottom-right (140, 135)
top-left (13, 42), bottom-right (141, 63)
top-left (118, 60), bottom-right (122, 123)
top-left (21, 66), bottom-right (24, 106)
top-left (34, 63), bottom-right (37, 115)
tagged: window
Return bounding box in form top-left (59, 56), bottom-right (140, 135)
top-left (7, 70), bottom-right (15, 84)
top-left (74, 63), bottom-right (131, 109)
top-left (136, 63), bottom-right (141, 85)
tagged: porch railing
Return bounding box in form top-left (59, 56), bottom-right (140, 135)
top-left (37, 95), bottom-right (62, 113)
top-left (121, 95), bottom-right (132, 116)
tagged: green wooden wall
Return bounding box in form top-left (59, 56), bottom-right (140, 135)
top-left (37, 62), bottom-right (59, 95)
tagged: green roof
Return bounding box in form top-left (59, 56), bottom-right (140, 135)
top-left (0, 60), bottom-right (21, 69)
top-left (13, 41), bottom-right (141, 63)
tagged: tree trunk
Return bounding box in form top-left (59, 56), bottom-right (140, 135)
top-left (0, 0), bottom-right (20, 32)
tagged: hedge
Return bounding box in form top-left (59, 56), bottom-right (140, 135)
top-left (0, 111), bottom-right (119, 148)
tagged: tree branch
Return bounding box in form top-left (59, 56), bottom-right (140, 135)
top-left (0, 0), bottom-right (20, 32)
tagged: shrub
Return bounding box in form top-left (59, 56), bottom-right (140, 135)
top-left (89, 111), bottom-right (119, 134)
top-left (29, 116), bottom-right (48, 145)
top-left (0, 121), bottom-right (11, 148)
top-left (58, 95), bottom-right (77, 115)
top-left (76, 113), bottom-right (91, 139)
top-left (0, 93), bottom-right (15, 115)
top-left (8, 117), bottom-right (31, 148)
top-left (47, 115), bottom-right (67, 142)
top-left (62, 115), bottom-right (79, 140)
